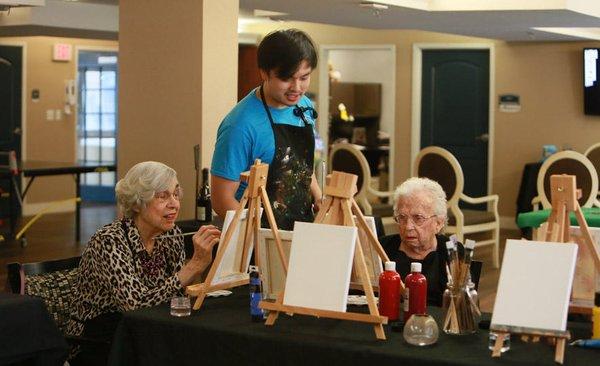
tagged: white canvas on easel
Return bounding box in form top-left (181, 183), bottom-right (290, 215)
top-left (212, 208), bottom-right (262, 286)
top-left (491, 239), bottom-right (578, 331)
top-left (257, 228), bottom-right (293, 299)
top-left (258, 216), bottom-right (382, 298)
top-left (283, 222), bottom-right (357, 312)
top-left (569, 226), bottom-right (600, 304)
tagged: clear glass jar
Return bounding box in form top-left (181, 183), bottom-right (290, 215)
top-left (403, 314), bottom-right (439, 346)
top-left (442, 284), bottom-right (479, 335)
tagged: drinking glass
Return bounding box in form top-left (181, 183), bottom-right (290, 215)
top-left (170, 296), bottom-right (191, 317)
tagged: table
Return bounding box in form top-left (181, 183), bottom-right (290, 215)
top-left (0, 160), bottom-right (116, 242)
top-left (517, 207), bottom-right (600, 229)
top-left (108, 287), bottom-right (596, 366)
top-left (0, 293), bottom-right (69, 365)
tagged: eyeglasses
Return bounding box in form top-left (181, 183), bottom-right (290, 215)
top-left (393, 214), bottom-right (437, 226)
top-left (154, 187), bottom-right (183, 203)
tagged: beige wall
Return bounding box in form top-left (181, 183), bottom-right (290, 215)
top-left (0, 36), bottom-right (117, 210)
top-left (119, 0), bottom-right (237, 220)
top-left (494, 41), bottom-right (600, 218)
top-left (245, 22), bottom-right (600, 222)
top-left (201, 0), bottom-right (238, 169)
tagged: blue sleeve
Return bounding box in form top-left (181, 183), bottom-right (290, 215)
top-left (211, 121), bottom-right (253, 182)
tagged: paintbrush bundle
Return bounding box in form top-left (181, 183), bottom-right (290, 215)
top-left (442, 237), bottom-right (481, 335)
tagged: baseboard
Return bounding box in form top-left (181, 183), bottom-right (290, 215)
top-left (500, 216), bottom-right (518, 230)
top-left (22, 200), bottom-right (76, 216)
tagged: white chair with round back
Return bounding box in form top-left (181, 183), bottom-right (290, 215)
top-left (584, 142), bottom-right (600, 206)
top-left (413, 146), bottom-right (500, 268)
top-left (532, 150), bottom-right (599, 210)
top-left (328, 142), bottom-right (394, 217)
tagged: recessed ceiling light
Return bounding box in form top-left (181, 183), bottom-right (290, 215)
top-left (253, 9), bottom-right (289, 18)
top-left (359, 2), bottom-right (389, 10)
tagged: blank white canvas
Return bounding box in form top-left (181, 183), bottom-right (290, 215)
top-left (283, 222), bottom-right (357, 312)
top-left (212, 209), bottom-right (262, 286)
top-left (491, 239), bottom-right (578, 331)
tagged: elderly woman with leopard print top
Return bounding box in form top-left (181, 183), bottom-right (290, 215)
top-left (67, 161), bottom-right (220, 366)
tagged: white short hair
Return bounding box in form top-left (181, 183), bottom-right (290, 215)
top-left (393, 177), bottom-right (447, 219)
top-left (115, 161), bottom-right (177, 218)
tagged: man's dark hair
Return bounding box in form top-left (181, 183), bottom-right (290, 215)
top-left (257, 29), bottom-right (318, 79)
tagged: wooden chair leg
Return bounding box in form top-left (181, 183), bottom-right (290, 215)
top-left (493, 226), bottom-right (500, 268)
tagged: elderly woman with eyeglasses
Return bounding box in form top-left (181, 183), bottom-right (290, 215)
top-left (68, 161), bottom-right (220, 365)
top-left (380, 177), bottom-right (461, 306)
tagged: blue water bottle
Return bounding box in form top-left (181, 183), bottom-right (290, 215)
top-left (249, 265), bottom-right (264, 322)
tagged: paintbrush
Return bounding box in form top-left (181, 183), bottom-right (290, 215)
top-left (154, 231), bottom-right (197, 240)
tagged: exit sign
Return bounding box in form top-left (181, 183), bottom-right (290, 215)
top-left (53, 43), bottom-right (72, 62)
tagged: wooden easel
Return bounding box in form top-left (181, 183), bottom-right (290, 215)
top-left (490, 326), bottom-right (570, 364)
top-left (492, 174), bottom-right (600, 364)
top-left (536, 174), bottom-right (600, 314)
top-left (540, 175), bottom-right (600, 272)
top-left (186, 160), bottom-right (288, 310)
top-left (260, 171), bottom-right (402, 340)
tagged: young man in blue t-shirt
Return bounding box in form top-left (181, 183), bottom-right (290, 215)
top-left (211, 29), bottom-right (322, 230)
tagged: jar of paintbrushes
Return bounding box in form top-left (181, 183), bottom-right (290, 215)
top-left (442, 238), bottom-right (481, 335)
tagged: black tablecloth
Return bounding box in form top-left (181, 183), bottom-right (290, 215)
top-left (108, 287), bottom-right (597, 366)
top-left (0, 293), bottom-right (69, 366)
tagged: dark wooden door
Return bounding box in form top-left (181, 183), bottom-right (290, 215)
top-left (0, 45), bottom-right (22, 221)
top-left (238, 45), bottom-right (261, 101)
top-left (421, 49), bottom-right (489, 208)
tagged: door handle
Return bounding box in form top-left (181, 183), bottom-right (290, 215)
top-left (475, 133), bottom-right (489, 142)
top-left (13, 127), bottom-right (21, 135)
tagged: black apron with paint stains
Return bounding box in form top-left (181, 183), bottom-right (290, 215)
top-left (259, 86), bottom-right (315, 230)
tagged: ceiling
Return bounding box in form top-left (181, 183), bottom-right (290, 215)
top-left (75, 0), bottom-right (116, 4)
top-left (239, 0), bottom-right (600, 42)
top-left (4, 0), bottom-right (600, 42)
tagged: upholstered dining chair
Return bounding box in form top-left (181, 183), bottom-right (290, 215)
top-left (413, 146), bottom-right (500, 268)
top-left (6, 255), bottom-right (111, 354)
top-left (6, 256), bottom-right (81, 332)
top-left (328, 142), bottom-right (394, 217)
top-left (532, 150), bottom-right (599, 210)
top-left (584, 142), bottom-right (600, 205)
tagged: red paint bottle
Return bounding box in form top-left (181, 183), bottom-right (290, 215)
top-left (404, 262), bottom-right (427, 322)
top-left (378, 261), bottom-right (401, 321)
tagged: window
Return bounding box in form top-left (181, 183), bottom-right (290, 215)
top-left (77, 51), bottom-right (118, 202)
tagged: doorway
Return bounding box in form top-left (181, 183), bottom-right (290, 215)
top-left (238, 44), bottom-right (261, 101)
top-left (0, 44), bottom-right (23, 224)
top-left (318, 45), bottom-right (396, 192)
top-left (411, 44), bottom-right (495, 206)
top-left (77, 49), bottom-right (118, 203)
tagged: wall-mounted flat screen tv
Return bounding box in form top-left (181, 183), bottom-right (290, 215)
top-left (584, 48), bottom-right (600, 115)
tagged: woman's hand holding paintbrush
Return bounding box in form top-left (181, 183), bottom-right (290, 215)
top-left (156, 225), bottom-right (221, 283)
